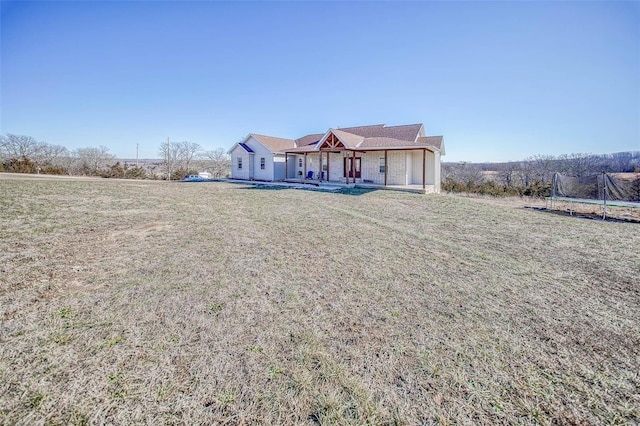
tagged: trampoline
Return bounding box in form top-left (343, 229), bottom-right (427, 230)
top-left (547, 172), bottom-right (640, 219)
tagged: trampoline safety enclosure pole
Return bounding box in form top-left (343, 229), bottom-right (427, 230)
top-left (602, 171), bottom-right (607, 220)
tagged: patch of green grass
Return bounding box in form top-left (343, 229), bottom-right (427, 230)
top-left (207, 302), bottom-right (223, 315)
top-left (52, 333), bottom-right (72, 345)
top-left (246, 344), bottom-right (263, 353)
top-left (54, 307), bottom-right (73, 318)
top-left (268, 366), bottom-right (283, 379)
top-left (103, 335), bottom-right (124, 348)
top-left (27, 389), bottom-right (45, 409)
top-left (215, 390), bottom-right (237, 406)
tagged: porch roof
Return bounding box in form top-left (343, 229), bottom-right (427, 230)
top-left (280, 135), bottom-right (443, 154)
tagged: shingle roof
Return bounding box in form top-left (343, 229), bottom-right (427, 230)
top-left (332, 129), bottom-right (365, 148)
top-left (295, 133), bottom-right (324, 147)
top-left (283, 145), bottom-right (318, 153)
top-left (339, 123), bottom-right (423, 142)
top-left (416, 136), bottom-right (443, 150)
top-left (358, 137), bottom-right (422, 148)
top-left (250, 124), bottom-right (442, 154)
top-left (250, 133), bottom-right (295, 152)
top-left (336, 124), bottom-right (386, 137)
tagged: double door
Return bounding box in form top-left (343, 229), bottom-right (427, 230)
top-left (344, 157), bottom-right (361, 178)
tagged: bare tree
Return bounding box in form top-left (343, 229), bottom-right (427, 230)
top-left (443, 162), bottom-right (484, 186)
top-left (200, 148), bottom-right (230, 178)
top-left (496, 162), bottom-right (521, 188)
top-left (562, 153), bottom-right (595, 177)
top-left (158, 140), bottom-right (180, 180)
top-left (178, 141), bottom-right (202, 173)
top-left (610, 152), bottom-right (634, 173)
top-left (74, 146), bottom-right (115, 175)
top-left (0, 134), bottom-right (41, 160)
top-left (524, 154), bottom-right (555, 184)
top-left (35, 143), bottom-right (69, 167)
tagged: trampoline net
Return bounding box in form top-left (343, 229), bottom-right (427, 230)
top-left (552, 173), bottom-right (640, 202)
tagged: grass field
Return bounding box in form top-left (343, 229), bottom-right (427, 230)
top-left (1, 174), bottom-right (638, 425)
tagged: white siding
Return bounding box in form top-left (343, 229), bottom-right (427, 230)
top-left (230, 145), bottom-right (250, 180)
top-left (361, 152), bottom-right (384, 184)
top-left (244, 136), bottom-right (274, 181)
top-left (273, 155), bottom-right (286, 180)
top-left (434, 152), bottom-right (441, 192)
top-left (386, 151), bottom-right (406, 185)
top-left (285, 156), bottom-right (297, 179)
top-left (425, 151), bottom-right (435, 185)
top-left (328, 153), bottom-right (344, 182)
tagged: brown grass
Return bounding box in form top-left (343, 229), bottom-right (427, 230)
top-left (1, 173), bottom-right (639, 425)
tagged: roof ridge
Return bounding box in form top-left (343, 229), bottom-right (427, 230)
top-left (250, 133), bottom-right (294, 141)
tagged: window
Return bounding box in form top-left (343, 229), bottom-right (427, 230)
top-left (298, 158), bottom-right (303, 167)
top-left (379, 157), bottom-right (386, 173)
top-left (260, 157), bottom-right (265, 170)
top-left (237, 157), bottom-right (242, 169)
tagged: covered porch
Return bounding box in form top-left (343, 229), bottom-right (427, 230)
top-left (283, 145), bottom-right (437, 191)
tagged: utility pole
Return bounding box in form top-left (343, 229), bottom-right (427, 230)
top-left (136, 143), bottom-right (139, 167)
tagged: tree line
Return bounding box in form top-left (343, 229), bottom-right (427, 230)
top-left (157, 140), bottom-right (230, 180)
top-left (442, 152), bottom-right (640, 197)
top-left (0, 134), bottom-right (230, 179)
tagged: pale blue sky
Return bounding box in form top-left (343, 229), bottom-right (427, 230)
top-left (1, 1), bottom-right (639, 162)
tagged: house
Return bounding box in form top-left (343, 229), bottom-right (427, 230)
top-left (228, 123), bottom-right (445, 193)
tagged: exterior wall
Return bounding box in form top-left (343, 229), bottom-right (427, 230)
top-left (245, 136), bottom-right (274, 181)
top-left (287, 154), bottom-right (325, 179)
top-left (409, 151), bottom-right (422, 185)
top-left (434, 152), bottom-right (441, 192)
top-left (307, 154), bottom-right (320, 178)
top-left (230, 145), bottom-right (250, 180)
top-left (285, 155), bottom-right (297, 179)
top-left (386, 151), bottom-right (407, 185)
top-left (328, 153), bottom-right (344, 182)
top-left (425, 151), bottom-right (435, 185)
top-left (406, 152), bottom-right (414, 184)
top-left (273, 154), bottom-right (286, 180)
top-left (361, 152), bottom-right (385, 184)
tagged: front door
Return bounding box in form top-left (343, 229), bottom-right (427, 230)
top-left (344, 157), bottom-right (361, 179)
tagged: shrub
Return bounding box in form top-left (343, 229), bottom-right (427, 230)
top-left (3, 157), bottom-right (37, 173)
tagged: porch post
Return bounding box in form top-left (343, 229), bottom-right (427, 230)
top-left (384, 150), bottom-right (388, 187)
top-left (351, 150), bottom-right (356, 183)
top-left (345, 152), bottom-right (349, 185)
top-left (319, 152), bottom-right (323, 181)
top-left (285, 152), bottom-right (288, 181)
top-left (422, 149), bottom-right (426, 191)
top-left (304, 153), bottom-right (307, 181)
top-left (326, 151), bottom-right (330, 182)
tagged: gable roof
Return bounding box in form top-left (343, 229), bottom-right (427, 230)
top-left (295, 133), bottom-right (324, 147)
top-left (416, 136), bottom-right (445, 154)
top-left (331, 129), bottom-right (365, 148)
top-left (237, 123), bottom-right (443, 155)
top-left (338, 123), bottom-right (423, 142)
top-left (250, 133), bottom-right (295, 153)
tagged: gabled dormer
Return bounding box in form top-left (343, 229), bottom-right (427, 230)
top-left (316, 129), bottom-right (364, 150)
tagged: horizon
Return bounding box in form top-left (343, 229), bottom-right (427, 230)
top-left (2, 1), bottom-right (639, 162)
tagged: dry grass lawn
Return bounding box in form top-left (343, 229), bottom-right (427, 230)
top-left (1, 174), bottom-right (638, 425)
